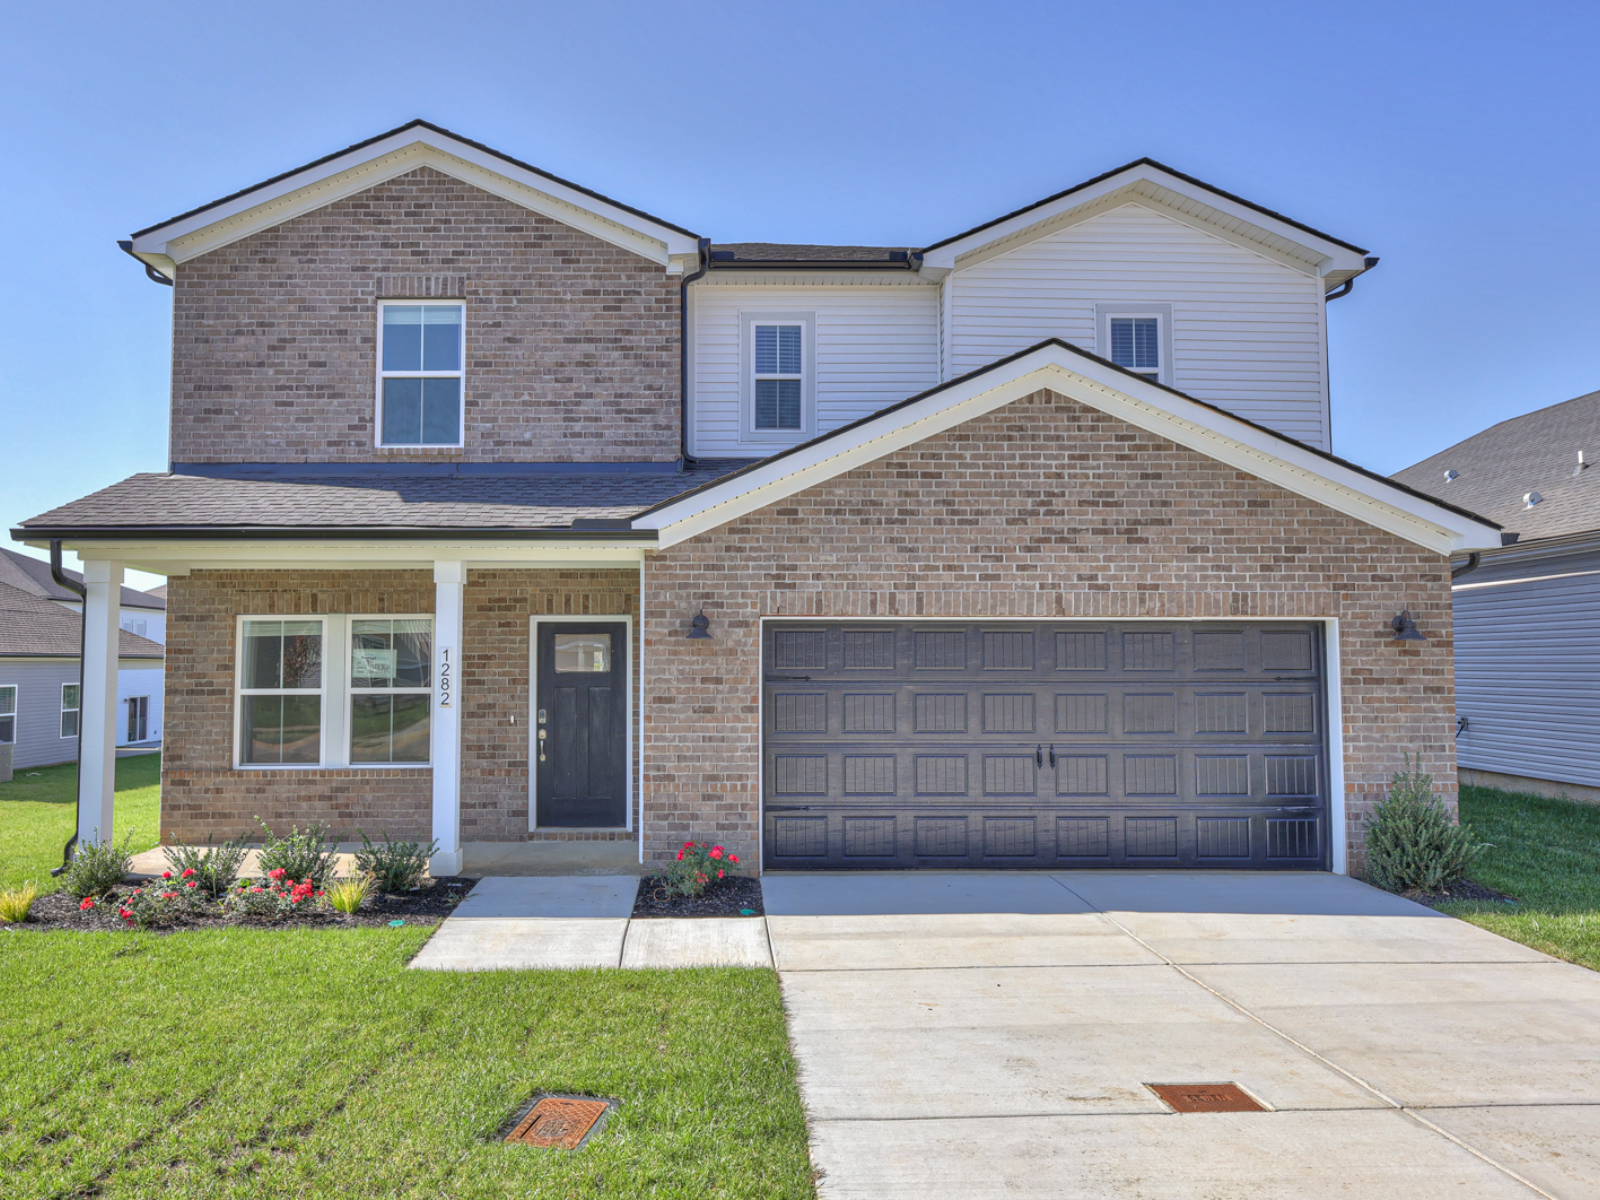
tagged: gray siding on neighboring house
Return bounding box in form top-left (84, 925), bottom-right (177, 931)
top-left (0, 658), bottom-right (81, 770)
top-left (1453, 543), bottom-right (1600, 790)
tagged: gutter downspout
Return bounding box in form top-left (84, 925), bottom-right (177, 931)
top-left (117, 239), bottom-right (174, 287)
top-left (1450, 552), bottom-right (1481, 581)
top-left (1325, 256), bottom-right (1381, 303)
top-left (679, 238), bottom-right (712, 469)
top-left (49, 540), bottom-right (88, 875)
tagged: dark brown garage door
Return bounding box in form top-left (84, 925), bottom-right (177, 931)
top-left (762, 621), bottom-right (1329, 870)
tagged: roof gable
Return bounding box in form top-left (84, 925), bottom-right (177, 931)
top-left (633, 340), bottom-right (1501, 556)
top-left (126, 120), bottom-right (703, 280)
top-left (0, 581), bottom-right (163, 658)
top-left (919, 159), bottom-right (1372, 289)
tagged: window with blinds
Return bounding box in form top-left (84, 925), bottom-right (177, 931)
top-left (1109, 315), bottom-right (1160, 379)
top-left (753, 323), bottom-right (804, 430)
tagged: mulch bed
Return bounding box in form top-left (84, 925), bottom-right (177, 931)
top-left (631, 874), bottom-right (763, 918)
top-left (4, 877), bottom-right (480, 933)
top-left (1405, 878), bottom-right (1520, 909)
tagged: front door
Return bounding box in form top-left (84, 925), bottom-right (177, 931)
top-left (534, 622), bottom-right (628, 828)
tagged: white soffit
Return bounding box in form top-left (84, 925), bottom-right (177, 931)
top-left (634, 344), bottom-right (1502, 556)
top-left (128, 128), bottom-right (701, 274)
top-left (47, 539), bottom-right (650, 576)
top-left (920, 163), bottom-right (1369, 283)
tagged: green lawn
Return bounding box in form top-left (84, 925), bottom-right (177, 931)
top-left (1440, 784), bottom-right (1600, 971)
top-left (0, 930), bottom-right (815, 1198)
top-left (0, 753), bottom-right (162, 892)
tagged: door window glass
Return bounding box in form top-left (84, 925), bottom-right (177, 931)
top-left (554, 633), bottom-right (611, 673)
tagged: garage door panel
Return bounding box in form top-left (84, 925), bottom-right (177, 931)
top-left (763, 621), bottom-right (1328, 870)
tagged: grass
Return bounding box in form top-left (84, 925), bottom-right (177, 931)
top-left (0, 929), bottom-right (815, 1198)
top-left (1438, 784), bottom-right (1600, 971)
top-left (0, 753), bottom-right (161, 892)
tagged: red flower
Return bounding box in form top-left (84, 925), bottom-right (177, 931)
top-left (684, 841), bottom-right (695, 848)
top-left (181, 868), bottom-right (196, 878)
top-left (250, 886), bottom-right (264, 894)
top-left (162, 871), bottom-right (172, 880)
top-left (709, 846), bottom-right (724, 860)
top-left (162, 892), bottom-right (177, 900)
top-left (79, 898), bottom-right (95, 911)
top-left (717, 869), bottom-right (725, 879)
top-left (118, 908), bottom-right (132, 920)
top-left (185, 881), bottom-right (198, 889)
top-left (132, 888), bottom-right (143, 895)
top-left (729, 854), bottom-right (739, 864)
top-left (268, 868), bottom-right (286, 880)
top-left (676, 851), bottom-right (684, 861)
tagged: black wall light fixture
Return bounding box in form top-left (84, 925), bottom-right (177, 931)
top-left (1390, 610), bottom-right (1426, 642)
top-left (686, 610), bottom-right (712, 639)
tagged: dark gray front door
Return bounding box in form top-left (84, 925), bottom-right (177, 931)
top-left (762, 621), bottom-right (1329, 870)
top-left (535, 622), bottom-right (628, 828)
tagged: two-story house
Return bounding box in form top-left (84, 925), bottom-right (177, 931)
top-left (13, 121), bottom-right (1502, 876)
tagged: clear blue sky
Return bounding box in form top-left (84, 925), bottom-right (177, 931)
top-left (4, 1), bottom-right (1597, 587)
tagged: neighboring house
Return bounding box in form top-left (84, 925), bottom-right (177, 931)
top-left (1394, 390), bottom-right (1600, 802)
top-left (11, 121), bottom-right (1501, 874)
top-left (0, 548), bottom-right (166, 747)
top-left (0, 581), bottom-right (164, 771)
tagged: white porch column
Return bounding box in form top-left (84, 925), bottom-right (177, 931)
top-left (431, 561), bottom-right (465, 876)
top-left (78, 560), bottom-right (123, 847)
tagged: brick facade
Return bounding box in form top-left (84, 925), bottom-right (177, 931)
top-left (640, 389), bottom-right (1457, 874)
top-left (170, 166), bottom-right (681, 465)
top-left (161, 567), bottom-right (639, 845)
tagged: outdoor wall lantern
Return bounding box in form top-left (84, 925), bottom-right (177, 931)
top-left (1390, 610), bottom-right (1427, 642)
top-left (686, 609), bottom-right (712, 639)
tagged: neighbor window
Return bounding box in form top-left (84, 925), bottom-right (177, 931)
top-left (238, 619), bottom-right (324, 765)
top-left (378, 301), bottom-right (464, 446)
top-left (1108, 315), bottom-right (1160, 379)
top-left (349, 618), bottom-right (432, 764)
top-left (61, 684), bottom-right (80, 739)
top-left (753, 323), bottom-right (804, 430)
top-left (0, 685), bottom-right (14, 743)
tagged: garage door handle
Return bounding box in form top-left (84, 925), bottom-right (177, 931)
top-left (765, 675), bottom-right (813, 682)
top-left (1047, 744), bottom-right (1057, 767)
top-left (1036, 744), bottom-right (1044, 767)
top-left (767, 805), bottom-right (812, 812)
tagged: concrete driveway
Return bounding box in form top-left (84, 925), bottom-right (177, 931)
top-left (762, 872), bottom-right (1600, 1200)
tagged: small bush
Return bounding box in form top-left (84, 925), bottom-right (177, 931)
top-left (163, 834), bottom-right (250, 898)
top-left (62, 829), bottom-right (136, 899)
top-left (225, 871), bottom-right (324, 921)
top-left (0, 880), bottom-right (38, 923)
top-left (114, 878), bottom-right (210, 930)
top-left (355, 831), bottom-right (437, 893)
top-left (665, 840), bottom-right (741, 898)
top-left (256, 818), bottom-right (338, 888)
top-left (327, 875), bottom-right (374, 914)
top-left (1365, 758), bottom-right (1488, 894)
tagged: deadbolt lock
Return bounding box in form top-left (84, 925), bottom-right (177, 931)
top-left (537, 709), bottom-right (547, 725)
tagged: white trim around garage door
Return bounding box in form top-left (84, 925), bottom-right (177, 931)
top-left (755, 614), bottom-right (1348, 874)
top-left (527, 614), bottom-right (636, 835)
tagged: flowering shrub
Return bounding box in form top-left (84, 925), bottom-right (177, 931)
top-left (665, 841), bottom-right (741, 898)
top-left (224, 870), bottom-right (326, 921)
top-left (114, 874), bottom-right (211, 930)
top-left (256, 818), bottom-right (339, 888)
top-left (162, 834), bottom-right (250, 898)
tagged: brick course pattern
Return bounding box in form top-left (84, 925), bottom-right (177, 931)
top-left (161, 567), bottom-right (640, 845)
top-left (170, 166), bottom-right (681, 465)
top-left (640, 389), bottom-right (1458, 874)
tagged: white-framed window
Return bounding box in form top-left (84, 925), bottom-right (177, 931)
top-left (741, 311), bottom-right (815, 440)
top-left (61, 683), bottom-right (80, 739)
top-left (126, 696), bottom-right (148, 743)
top-left (377, 300), bottom-right (464, 448)
top-left (238, 618), bottom-right (325, 765)
top-left (0, 685), bottom-right (15, 744)
top-left (349, 617), bottom-right (432, 765)
top-left (1095, 303), bottom-right (1173, 386)
top-left (121, 615), bottom-right (148, 638)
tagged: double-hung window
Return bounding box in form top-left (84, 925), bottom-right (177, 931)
top-left (350, 618), bottom-right (432, 764)
top-left (61, 684), bottom-right (80, 739)
top-left (378, 301), bottom-right (464, 447)
top-left (1108, 315), bottom-right (1161, 380)
top-left (239, 619), bottom-right (324, 764)
top-left (753, 323), bottom-right (804, 431)
top-left (0, 685), bottom-right (14, 744)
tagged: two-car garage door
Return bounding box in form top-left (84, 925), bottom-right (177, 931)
top-left (762, 621), bottom-right (1329, 871)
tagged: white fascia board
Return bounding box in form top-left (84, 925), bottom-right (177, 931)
top-left (920, 164), bottom-right (1367, 278)
top-left (53, 539), bottom-right (649, 576)
top-left (634, 345), bottom-right (1502, 557)
top-left (129, 129), bottom-right (699, 268)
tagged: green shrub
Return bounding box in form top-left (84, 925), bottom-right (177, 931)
top-left (255, 818), bottom-right (338, 888)
top-left (1364, 758), bottom-right (1488, 894)
top-left (355, 831), bottom-right (437, 892)
top-left (113, 880), bottom-right (210, 930)
top-left (162, 834), bottom-right (250, 898)
top-left (225, 873), bottom-right (322, 921)
top-left (665, 840), bottom-right (741, 898)
top-left (62, 829), bottom-right (136, 899)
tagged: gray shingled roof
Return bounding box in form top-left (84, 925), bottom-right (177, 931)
top-left (0, 582), bottom-right (164, 658)
top-left (711, 243), bottom-right (912, 263)
top-left (1393, 390), bottom-right (1600, 544)
top-left (13, 463), bottom-right (755, 535)
top-left (0, 548), bottom-right (165, 609)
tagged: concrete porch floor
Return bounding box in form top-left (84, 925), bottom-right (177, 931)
top-left (129, 838), bottom-right (642, 879)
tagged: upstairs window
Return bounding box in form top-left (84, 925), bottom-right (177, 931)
top-left (753, 323), bottom-right (804, 430)
top-left (378, 301), bottom-right (464, 447)
top-left (1109, 315), bottom-right (1160, 379)
top-left (61, 684), bottom-right (80, 739)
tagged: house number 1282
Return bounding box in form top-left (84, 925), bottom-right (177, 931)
top-left (438, 647), bottom-right (452, 708)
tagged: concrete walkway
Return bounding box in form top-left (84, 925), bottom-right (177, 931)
top-left (765, 872), bottom-right (1600, 1200)
top-left (407, 876), bottom-right (772, 970)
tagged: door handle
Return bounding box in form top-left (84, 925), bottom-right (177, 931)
top-left (1047, 744), bottom-right (1057, 767)
top-left (538, 727), bottom-right (547, 763)
top-left (1036, 744), bottom-right (1044, 768)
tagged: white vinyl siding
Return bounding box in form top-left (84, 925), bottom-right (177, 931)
top-left (691, 285), bottom-right (940, 456)
top-left (947, 203), bottom-right (1330, 448)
